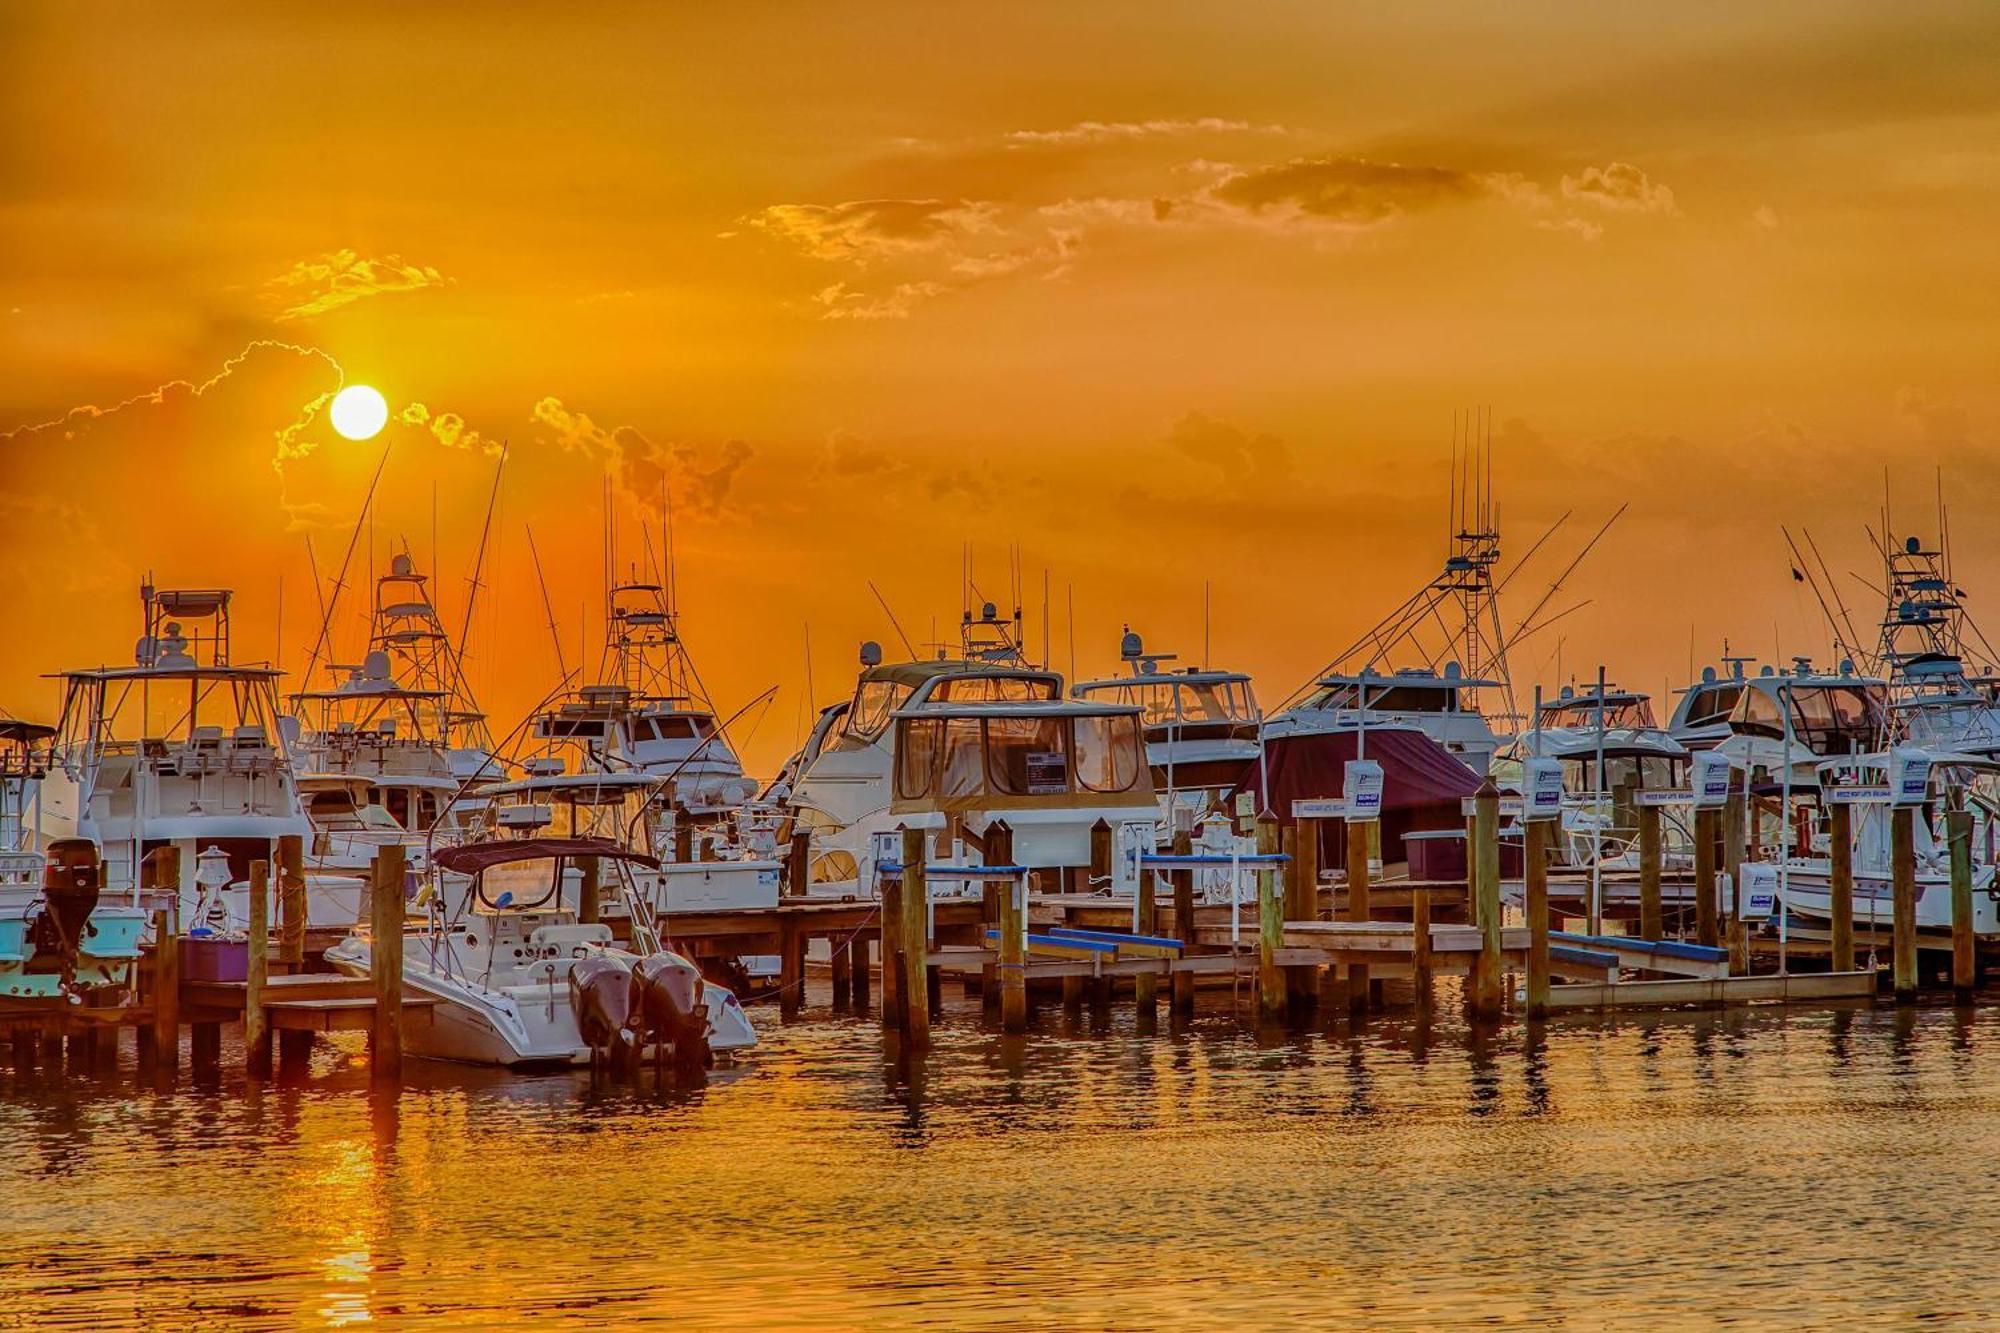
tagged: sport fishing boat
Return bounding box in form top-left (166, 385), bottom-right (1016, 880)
top-left (1069, 628), bottom-right (1263, 830)
top-left (778, 603), bottom-right (1156, 892)
top-left (1667, 656), bottom-right (1886, 783)
top-left (1757, 751), bottom-right (2000, 943)
top-left (1270, 663), bottom-right (1505, 778)
top-left (0, 720), bottom-right (147, 1003)
top-left (1872, 533), bottom-right (2000, 756)
top-left (45, 583), bottom-right (315, 932)
top-left (286, 553), bottom-right (502, 890)
top-left (326, 836), bottom-right (755, 1067)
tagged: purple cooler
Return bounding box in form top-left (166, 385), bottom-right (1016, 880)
top-left (180, 937), bottom-right (249, 983)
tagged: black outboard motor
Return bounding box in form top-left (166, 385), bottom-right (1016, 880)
top-left (569, 956), bottom-right (641, 1074)
top-left (27, 839), bottom-right (102, 986)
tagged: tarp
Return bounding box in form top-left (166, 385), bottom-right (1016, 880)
top-left (433, 836), bottom-right (659, 875)
top-left (1233, 726), bottom-right (1481, 817)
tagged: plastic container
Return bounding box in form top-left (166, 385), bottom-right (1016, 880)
top-left (180, 936), bottom-right (248, 983)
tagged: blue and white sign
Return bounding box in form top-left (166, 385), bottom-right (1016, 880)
top-left (1692, 752), bottom-right (1733, 809)
top-left (1343, 759), bottom-right (1385, 822)
top-left (1522, 757), bottom-right (1565, 822)
top-left (1889, 748), bottom-right (1933, 806)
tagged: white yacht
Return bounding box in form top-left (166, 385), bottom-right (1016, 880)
top-left (45, 584), bottom-right (315, 932)
top-left (327, 836), bottom-right (756, 1067)
top-left (0, 720), bottom-right (147, 1002)
top-left (1873, 533), bottom-right (2000, 756)
top-left (1269, 663), bottom-right (1504, 778)
top-left (1071, 628), bottom-right (1263, 830)
top-left (286, 553), bottom-right (501, 893)
top-left (779, 605), bottom-right (1156, 892)
top-left (1758, 751), bottom-right (2000, 942)
top-left (1667, 656), bottom-right (1885, 782)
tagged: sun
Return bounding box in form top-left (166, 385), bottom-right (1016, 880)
top-left (329, 384), bottom-right (389, 441)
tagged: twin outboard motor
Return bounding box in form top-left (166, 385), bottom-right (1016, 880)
top-left (28, 839), bottom-right (103, 980)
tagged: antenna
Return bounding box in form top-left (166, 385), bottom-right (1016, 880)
top-left (1204, 579), bottom-right (1212, 670)
top-left (1067, 582), bottom-right (1077, 682)
top-left (303, 441), bottom-right (392, 685)
top-left (525, 525), bottom-right (568, 678)
top-left (868, 580), bottom-right (919, 660)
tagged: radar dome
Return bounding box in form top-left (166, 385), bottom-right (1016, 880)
top-left (859, 640), bottom-right (883, 667)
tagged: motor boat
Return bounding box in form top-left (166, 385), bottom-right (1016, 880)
top-left (0, 722), bottom-right (145, 1002)
top-left (325, 836), bottom-right (756, 1067)
top-left (1071, 628), bottom-right (1263, 832)
top-left (776, 604), bottom-right (1156, 894)
top-left (45, 583), bottom-right (315, 933)
top-left (1667, 655), bottom-right (1886, 783)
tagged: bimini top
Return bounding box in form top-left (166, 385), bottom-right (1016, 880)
top-left (862, 659), bottom-right (1063, 694)
top-left (0, 719), bottom-right (56, 744)
top-left (53, 664), bottom-right (285, 683)
top-left (433, 836), bottom-right (660, 875)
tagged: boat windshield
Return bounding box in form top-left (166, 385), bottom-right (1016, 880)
top-left (1538, 697), bottom-right (1655, 729)
top-left (1680, 683), bottom-right (1743, 728)
top-left (1077, 678), bottom-right (1257, 727)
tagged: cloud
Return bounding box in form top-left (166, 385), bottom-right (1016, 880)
top-left (1895, 386), bottom-right (1969, 450)
top-left (0, 338), bottom-right (343, 468)
top-left (399, 402), bottom-right (500, 455)
top-left (1560, 163), bottom-right (1679, 216)
top-left (808, 280), bottom-right (948, 321)
top-left (1209, 155), bottom-right (1495, 226)
top-left (263, 249), bottom-right (451, 321)
top-left (1003, 117), bottom-right (1286, 146)
top-left (1163, 412), bottom-right (1291, 482)
top-left (528, 397), bottom-right (754, 517)
top-left (745, 199), bottom-right (998, 263)
top-left (1536, 216), bottom-right (1604, 242)
top-left (1752, 205), bottom-right (1781, 230)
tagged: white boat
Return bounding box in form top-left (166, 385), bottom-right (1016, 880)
top-left (1873, 533), bottom-right (2000, 756)
top-left (1762, 751), bottom-right (2000, 941)
top-left (1667, 655), bottom-right (1886, 783)
top-left (777, 606), bottom-right (1157, 893)
top-left (326, 836), bottom-right (756, 1067)
top-left (286, 553), bottom-right (503, 908)
top-left (0, 721), bottom-right (146, 1002)
top-left (1270, 663), bottom-right (1504, 778)
top-left (1071, 628), bottom-right (1263, 831)
top-left (1501, 683), bottom-right (1691, 872)
top-left (46, 583), bottom-right (316, 932)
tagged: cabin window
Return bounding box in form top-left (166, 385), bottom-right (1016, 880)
top-left (985, 717), bottom-right (1068, 795)
top-left (1684, 686), bottom-right (1741, 728)
top-left (896, 717), bottom-right (943, 800)
top-left (384, 786), bottom-right (411, 828)
top-left (940, 718), bottom-right (986, 797)
top-left (643, 717), bottom-right (699, 741)
top-left (847, 681), bottom-right (913, 741)
top-left (1731, 690), bottom-right (1787, 737)
top-left (1075, 715), bottom-right (1143, 792)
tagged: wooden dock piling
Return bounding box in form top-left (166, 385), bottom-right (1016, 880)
top-left (830, 935), bottom-right (852, 1010)
top-left (1170, 831), bottom-right (1196, 1017)
top-left (369, 845), bottom-right (406, 1081)
top-left (785, 830), bottom-right (811, 897)
top-left (779, 916), bottom-right (804, 1022)
top-left (1637, 803), bottom-right (1663, 942)
top-left (1948, 806), bottom-right (1975, 1002)
top-left (994, 824), bottom-right (1027, 1033)
top-left (245, 860), bottom-right (272, 1078)
top-left (1256, 816), bottom-right (1284, 1021)
top-left (899, 826), bottom-right (930, 1049)
top-left (1344, 816), bottom-right (1372, 1015)
top-left (1693, 807), bottom-right (1721, 948)
top-left (1829, 802), bottom-right (1855, 973)
top-left (879, 839), bottom-right (904, 1030)
top-left (1524, 816), bottom-right (1551, 1018)
top-left (1891, 804), bottom-right (1918, 1003)
top-left (1136, 830), bottom-right (1161, 1013)
top-left (152, 901), bottom-right (180, 1077)
top-left (1724, 786), bottom-right (1749, 974)
top-left (278, 835), bottom-right (306, 971)
top-left (1469, 779), bottom-right (1504, 1019)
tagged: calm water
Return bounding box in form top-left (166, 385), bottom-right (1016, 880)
top-left (5, 987), bottom-right (1999, 1329)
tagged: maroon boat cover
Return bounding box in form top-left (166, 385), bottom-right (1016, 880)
top-left (1229, 726), bottom-right (1480, 821)
top-left (432, 836), bottom-right (660, 875)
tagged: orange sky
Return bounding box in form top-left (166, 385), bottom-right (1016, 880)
top-left (3, 3), bottom-right (1998, 771)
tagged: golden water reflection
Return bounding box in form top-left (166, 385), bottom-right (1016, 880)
top-left (1, 993), bottom-right (1997, 1327)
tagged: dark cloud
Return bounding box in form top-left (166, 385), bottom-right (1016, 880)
top-left (1163, 411), bottom-right (1290, 481)
top-left (745, 199), bottom-right (996, 263)
top-left (1209, 155), bottom-right (1494, 225)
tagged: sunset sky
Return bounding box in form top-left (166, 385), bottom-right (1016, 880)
top-left (4, 3), bottom-right (1998, 771)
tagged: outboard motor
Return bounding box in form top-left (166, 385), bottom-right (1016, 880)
top-left (629, 951), bottom-right (711, 1074)
top-left (569, 956), bottom-right (640, 1074)
top-left (28, 839), bottom-right (103, 986)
